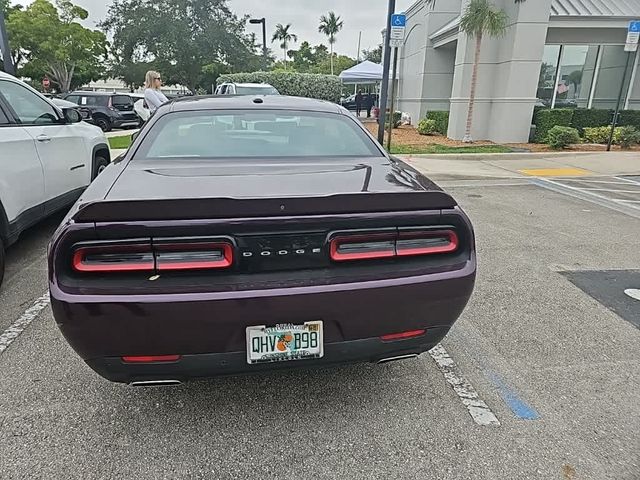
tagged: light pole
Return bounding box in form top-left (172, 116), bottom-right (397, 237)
top-left (0, 8), bottom-right (15, 76)
top-left (249, 18), bottom-right (268, 68)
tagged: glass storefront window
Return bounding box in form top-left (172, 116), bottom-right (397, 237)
top-left (536, 45), bottom-right (561, 107)
top-left (591, 45), bottom-right (634, 110)
top-left (553, 45), bottom-right (599, 109)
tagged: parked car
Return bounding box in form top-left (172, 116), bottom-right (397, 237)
top-left (340, 93), bottom-right (379, 111)
top-left (0, 71), bottom-right (110, 286)
top-left (62, 91), bottom-right (142, 132)
top-left (215, 83), bottom-right (280, 96)
top-left (48, 95), bottom-right (476, 385)
top-left (50, 97), bottom-right (92, 122)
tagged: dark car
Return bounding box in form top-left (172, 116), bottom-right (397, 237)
top-left (62, 91), bottom-right (142, 132)
top-left (48, 95), bottom-right (476, 385)
top-left (341, 93), bottom-right (378, 111)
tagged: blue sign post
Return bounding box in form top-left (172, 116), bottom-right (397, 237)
top-left (391, 14), bottom-right (406, 27)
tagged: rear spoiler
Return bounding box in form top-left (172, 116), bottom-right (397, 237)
top-left (72, 192), bottom-right (457, 222)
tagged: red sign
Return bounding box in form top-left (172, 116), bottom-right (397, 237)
top-left (42, 77), bottom-right (50, 89)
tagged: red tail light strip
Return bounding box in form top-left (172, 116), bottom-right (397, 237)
top-left (380, 329), bottom-right (426, 341)
top-left (329, 230), bottom-right (458, 262)
top-left (72, 245), bottom-right (155, 273)
top-left (329, 233), bottom-right (396, 261)
top-left (155, 243), bottom-right (233, 271)
top-left (122, 355), bottom-right (181, 363)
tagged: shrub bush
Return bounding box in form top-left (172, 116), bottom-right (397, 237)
top-left (216, 71), bottom-right (342, 102)
top-left (425, 111), bottom-right (449, 135)
top-left (618, 126), bottom-right (640, 149)
top-left (417, 118), bottom-right (437, 135)
top-left (583, 126), bottom-right (624, 144)
top-left (533, 108), bottom-right (574, 142)
top-left (570, 108), bottom-right (612, 134)
top-left (546, 126), bottom-right (580, 149)
top-left (385, 111), bottom-right (402, 129)
top-left (619, 110), bottom-right (640, 129)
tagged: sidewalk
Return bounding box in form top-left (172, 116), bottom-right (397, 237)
top-left (402, 152), bottom-right (640, 179)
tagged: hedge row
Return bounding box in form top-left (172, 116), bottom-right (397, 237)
top-left (216, 72), bottom-right (342, 103)
top-left (425, 111), bottom-right (449, 135)
top-left (532, 107), bottom-right (640, 143)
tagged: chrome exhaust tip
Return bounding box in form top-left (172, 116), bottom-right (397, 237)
top-left (377, 353), bottom-right (419, 364)
top-left (129, 380), bottom-right (182, 387)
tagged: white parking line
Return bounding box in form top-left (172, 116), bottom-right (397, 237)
top-left (0, 293), bottom-right (50, 356)
top-left (581, 188), bottom-right (640, 194)
top-left (428, 344), bottom-right (500, 426)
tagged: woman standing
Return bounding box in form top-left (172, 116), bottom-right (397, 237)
top-left (143, 70), bottom-right (168, 113)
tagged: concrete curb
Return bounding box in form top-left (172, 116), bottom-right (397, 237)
top-left (398, 152), bottom-right (636, 161)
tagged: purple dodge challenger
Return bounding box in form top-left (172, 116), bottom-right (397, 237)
top-left (48, 95), bottom-right (476, 385)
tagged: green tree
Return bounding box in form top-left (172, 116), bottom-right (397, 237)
top-left (362, 44), bottom-right (382, 64)
top-left (318, 11), bottom-right (343, 75)
top-left (101, 0), bottom-right (262, 94)
top-left (311, 54), bottom-right (356, 76)
top-left (271, 23), bottom-right (297, 68)
top-left (287, 41), bottom-right (316, 73)
top-left (459, 0), bottom-right (509, 142)
top-left (5, 0), bottom-right (107, 92)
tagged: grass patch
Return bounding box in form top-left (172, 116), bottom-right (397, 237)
top-left (389, 144), bottom-right (513, 155)
top-left (108, 135), bottom-right (133, 150)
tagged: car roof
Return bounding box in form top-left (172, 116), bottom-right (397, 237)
top-left (165, 95), bottom-right (343, 114)
top-left (222, 82), bottom-right (275, 87)
top-left (68, 91), bottom-right (130, 96)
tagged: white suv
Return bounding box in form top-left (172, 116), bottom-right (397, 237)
top-left (0, 72), bottom-right (110, 286)
top-left (214, 83), bottom-right (280, 96)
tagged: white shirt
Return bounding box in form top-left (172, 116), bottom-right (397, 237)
top-left (144, 88), bottom-right (168, 112)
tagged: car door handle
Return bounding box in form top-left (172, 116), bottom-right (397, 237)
top-left (36, 134), bottom-right (51, 143)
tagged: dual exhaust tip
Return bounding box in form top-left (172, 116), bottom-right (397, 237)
top-left (128, 354), bottom-right (419, 387)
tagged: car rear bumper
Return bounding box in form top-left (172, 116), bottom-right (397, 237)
top-left (112, 118), bottom-right (140, 128)
top-left (51, 257), bottom-right (475, 382)
top-left (86, 328), bottom-right (449, 384)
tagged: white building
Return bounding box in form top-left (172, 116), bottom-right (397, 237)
top-left (397, 0), bottom-right (640, 142)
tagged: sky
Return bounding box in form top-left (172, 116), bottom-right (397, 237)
top-left (12, 0), bottom-right (417, 59)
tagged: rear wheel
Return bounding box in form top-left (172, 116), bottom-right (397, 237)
top-left (95, 116), bottom-right (112, 132)
top-left (0, 237), bottom-right (5, 288)
top-left (93, 155), bottom-right (110, 179)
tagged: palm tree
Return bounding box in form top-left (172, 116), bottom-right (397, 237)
top-left (271, 23), bottom-right (297, 68)
top-left (318, 12), bottom-right (343, 75)
top-left (459, 0), bottom-right (508, 142)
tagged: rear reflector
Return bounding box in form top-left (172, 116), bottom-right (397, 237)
top-left (155, 243), bottom-right (233, 271)
top-left (380, 329), bottom-right (426, 341)
top-left (122, 355), bottom-right (181, 363)
top-left (330, 234), bottom-right (396, 261)
top-left (72, 244), bottom-right (154, 273)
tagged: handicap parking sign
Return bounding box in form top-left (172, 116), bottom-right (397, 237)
top-left (391, 14), bottom-right (406, 27)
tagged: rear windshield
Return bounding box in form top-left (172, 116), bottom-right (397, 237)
top-left (134, 110), bottom-right (382, 159)
top-left (112, 95), bottom-right (133, 105)
top-left (235, 86), bottom-right (279, 95)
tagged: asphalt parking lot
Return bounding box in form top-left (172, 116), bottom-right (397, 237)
top-left (1, 161), bottom-right (639, 479)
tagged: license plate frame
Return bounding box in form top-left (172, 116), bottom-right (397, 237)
top-left (246, 321), bottom-right (324, 365)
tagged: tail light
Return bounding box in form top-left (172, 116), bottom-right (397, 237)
top-left (72, 243), bottom-right (154, 272)
top-left (329, 233), bottom-right (396, 261)
top-left (72, 238), bottom-right (234, 273)
top-left (122, 355), bottom-right (181, 363)
top-left (329, 229), bottom-right (458, 262)
top-left (396, 230), bottom-right (458, 257)
top-left (380, 329), bottom-right (426, 341)
top-left (155, 242), bottom-right (233, 271)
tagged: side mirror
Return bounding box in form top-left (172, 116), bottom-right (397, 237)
top-left (63, 107), bottom-right (82, 124)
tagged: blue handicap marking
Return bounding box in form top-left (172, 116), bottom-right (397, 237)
top-left (391, 14), bottom-right (406, 27)
top-left (630, 20), bottom-right (640, 32)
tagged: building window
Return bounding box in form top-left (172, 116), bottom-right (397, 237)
top-left (537, 45), bottom-right (561, 107)
top-left (591, 45), bottom-right (634, 110)
top-left (554, 45), bottom-right (599, 109)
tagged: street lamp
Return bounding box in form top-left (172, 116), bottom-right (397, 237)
top-left (249, 18), bottom-right (268, 67)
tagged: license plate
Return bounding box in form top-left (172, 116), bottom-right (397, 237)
top-left (246, 321), bottom-right (323, 364)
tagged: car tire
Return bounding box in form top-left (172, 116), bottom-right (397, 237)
top-left (93, 155), bottom-right (110, 179)
top-left (95, 117), bottom-right (112, 132)
top-left (0, 237), bottom-right (5, 288)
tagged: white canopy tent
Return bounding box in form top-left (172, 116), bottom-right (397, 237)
top-left (339, 60), bottom-right (383, 84)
